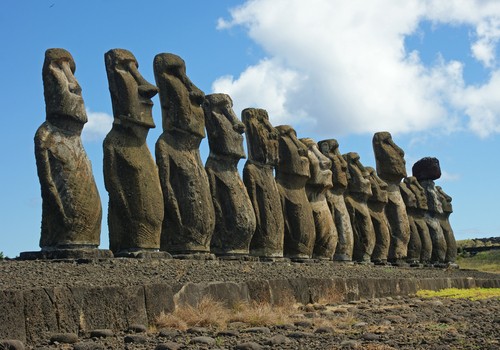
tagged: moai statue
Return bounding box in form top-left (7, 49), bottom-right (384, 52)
top-left (301, 138), bottom-right (337, 260)
top-left (373, 131), bottom-right (410, 265)
top-left (203, 94), bottom-right (256, 257)
top-left (103, 49), bottom-right (165, 257)
top-left (404, 176), bottom-right (433, 264)
top-left (29, 48), bottom-right (107, 259)
top-left (242, 108), bottom-right (285, 259)
top-left (275, 125), bottom-right (315, 260)
top-left (436, 186), bottom-right (457, 264)
top-left (343, 153), bottom-right (376, 263)
top-left (399, 178), bottom-right (422, 265)
top-left (366, 167), bottom-right (391, 265)
top-left (154, 53), bottom-right (215, 256)
top-left (412, 157), bottom-right (447, 264)
top-left (318, 139), bottom-right (354, 262)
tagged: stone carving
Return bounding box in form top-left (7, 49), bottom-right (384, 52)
top-left (366, 167), bottom-right (391, 264)
top-left (301, 138), bottom-right (337, 260)
top-left (436, 186), bottom-right (457, 264)
top-left (34, 48), bottom-right (102, 251)
top-left (242, 108), bottom-right (284, 258)
top-left (203, 94), bottom-right (256, 256)
top-left (275, 125), bottom-right (315, 260)
top-left (373, 131), bottom-right (410, 264)
top-left (103, 49), bottom-right (164, 255)
top-left (154, 53), bottom-right (215, 255)
top-left (404, 176), bottom-right (433, 264)
top-left (343, 153), bottom-right (375, 263)
top-left (412, 157), bottom-right (447, 263)
top-left (399, 178), bottom-right (422, 264)
top-left (318, 139), bottom-right (354, 262)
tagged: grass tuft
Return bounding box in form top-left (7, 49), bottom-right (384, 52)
top-left (456, 250), bottom-right (500, 273)
top-left (417, 287), bottom-right (500, 300)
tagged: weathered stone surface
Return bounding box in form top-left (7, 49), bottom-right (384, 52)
top-left (436, 186), bottom-right (457, 263)
top-left (153, 53), bottom-right (215, 254)
top-left (0, 340), bottom-right (25, 350)
top-left (404, 176), bottom-right (432, 263)
top-left (373, 132), bottom-right (410, 262)
top-left (23, 288), bottom-right (59, 344)
top-left (366, 167), bottom-right (390, 263)
top-left (243, 108), bottom-right (284, 258)
top-left (144, 284), bottom-right (176, 321)
top-left (412, 157), bottom-right (441, 181)
top-left (50, 333), bottom-right (78, 344)
top-left (343, 153), bottom-right (375, 263)
top-left (400, 178), bottom-right (422, 263)
top-left (35, 48), bottom-right (101, 251)
top-left (203, 94), bottom-right (256, 256)
top-left (275, 126), bottom-right (315, 259)
top-left (0, 291), bottom-right (25, 343)
top-left (318, 139), bottom-right (354, 262)
top-left (103, 49), bottom-right (163, 254)
top-left (301, 138), bottom-right (337, 260)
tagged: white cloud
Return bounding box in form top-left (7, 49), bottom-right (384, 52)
top-left (82, 109), bottom-right (113, 141)
top-left (440, 170), bottom-right (460, 182)
top-left (214, 0), bottom-right (500, 138)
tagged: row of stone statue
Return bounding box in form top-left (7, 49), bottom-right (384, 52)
top-left (32, 48), bottom-right (456, 265)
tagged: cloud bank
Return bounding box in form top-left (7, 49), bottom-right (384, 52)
top-left (82, 109), bottom-right (113, 141)
top-left (214, 0), bottom-right (500, 138)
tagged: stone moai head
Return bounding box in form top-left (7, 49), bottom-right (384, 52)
top-left (412, 157), bottom-right (441, 181)
top-left (153, 53), bottom-right (205, 138)
top-left (43, 48), bottom-right (87, 130)
top-left (436, 186), bottom-right (452, 213)
top-left (366, 166), bottom-right (388, 203)
top-left (318, 139), bottom-right (349, 190)
top-left (300, 138), bottom-right (333, 189)
top-left (105, 49), bottom-right (158, 129)
top-left (405, 176), bottom-right (428, 210)
top-left (372, 131), bottom-right (407, 183)
top-left (242, 108), bottom-right (279, 166)
top-left (275, 125), bottom-right (310, 178)
top-left (343, 152), bottom-right (372, 197)
top-left (203, 93), bottom-right (245, 160)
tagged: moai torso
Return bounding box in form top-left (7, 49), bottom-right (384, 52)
top-left (275, 126), bottom-right (315, 260)
top-left (400, 178), bottom-right (421, 263)
top-left (301, 138), bottom-right (337, 260)
top-left (366, 167), bottom-right (391, 263)
top-left (343, 152), bottom-right (375, 263)
top-left (154, 53), bottom-right (215, 254)
top-left (318, 139), bottom-right (354, 261)
top-left (242, 108), bottom-right (284, 258)
top-left (35, 48), bottom-right (101, 250)
top-left (203, 94), bottom-right (256, 256)
top-left (103, 49), bottom-right (164, 254)
top-left (436, 186), bottom-right (457, 263)
top-left (373, 131), bottom-right (410, 263)
top-left (412, 157), bottom-right (447, 263)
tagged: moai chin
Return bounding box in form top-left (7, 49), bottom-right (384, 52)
top-left (412, 157), bottom-right (447, 264)
top-left (343, 152), bottom-right (376, 263)
top-left (203, 94), bottom-right (256, 257)
top-left (372, 131), bottom-right (410, 264)
top-left (103, 49), bottom-right (164, 256)
top-left (403, 176), bottom-right (433, 264)
top-left (275, 125), bottom-right (315, 260)
top-left (301, 138), bottom-right (337, 260)
top-left (242, 108), bottom-right (285, 259)
top-left (318, 139), bottom-right (354, 262)
top-left (366, 167), bottom-right (391, 264)
top-left (33, 48), bottom-right (102, 254)
top-left (399, 178), bottom-right (422, 265)
top-left (154, 53), bottom-right (215, 255)
top-left (436, 186), bottom-right (457, 264)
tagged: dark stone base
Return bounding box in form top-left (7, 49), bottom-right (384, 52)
top-left (432, 262), bottom-right (450, 269)
top-left (355, 261), bottom-right (374, 266)
top-left (19, 249), bottom-right (113, 260)
top-left (217, 255), bottom-right (259, 262)
top-left (114, 251), bottom-right (171, 259)
top-left (289, 257), bottom-right (315, 263)
top-left (171, 253), bottom-right (217, 261)
top-left (332, 260), bottom-right (355, 265)
top-left (372, 260), bottom-right (391, 266)
top-left (388, 259), bottom-right (409, 267)
top-left (258, 257), bottom-right (291, 263)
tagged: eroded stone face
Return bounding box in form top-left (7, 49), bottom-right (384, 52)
top-left (275, 126), bottom-right (315, 259)
top-left (36, 48), bottom-right (101, 250)
top-left (154, 53), bottom-right (215, 254)
top-left (344, 152), bottom-right (372, 198)
top-left (318, 139), bottom-right (348, 191)
top-left (204, 94), bottom-right (256, 256)
top-left (373, 131), bottom-right (406, 184)
top-left (242, 108), bottom-right (284, 258)
top-left (103, 49), bottom-right (163, 254)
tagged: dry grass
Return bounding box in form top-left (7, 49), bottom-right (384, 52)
top-left (417, 287), bottom-right (500, 300)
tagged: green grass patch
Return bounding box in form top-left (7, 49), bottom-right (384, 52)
top-left (457, 249), bottom-right (500, 273)
top-left (417, 287), bottom-right (500, 300)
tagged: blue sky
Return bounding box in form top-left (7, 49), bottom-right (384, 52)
top-left (1, 0), bottom-right (499, 257)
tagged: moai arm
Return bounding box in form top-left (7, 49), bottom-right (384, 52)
top-left (243, 169), bottom-right (261, 222)
top-left (155, 141), bottom-right (182, 225)
top-left (103, 146), bottom-right (132, 220)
